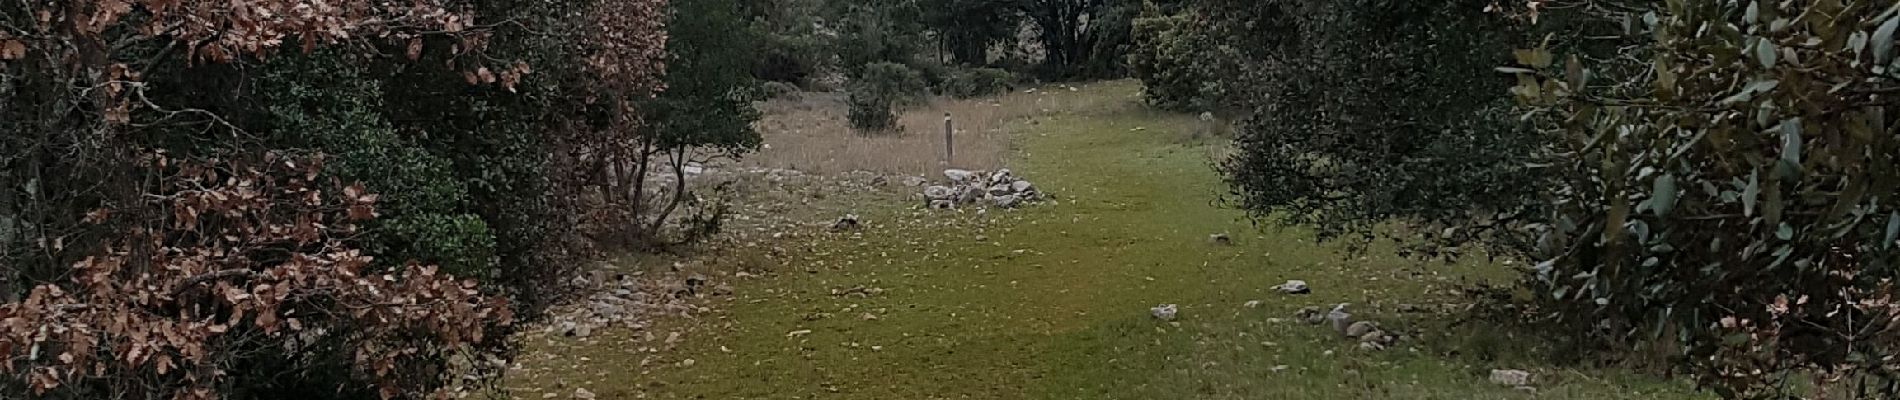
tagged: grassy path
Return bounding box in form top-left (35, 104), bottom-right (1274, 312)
top-left (514, 81), bottom-right (1706, 399)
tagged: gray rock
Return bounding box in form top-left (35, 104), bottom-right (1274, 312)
top-left (988, 184), bottom-right (1015, 197)
top-left (1151, 304), bottom-right (1178, 321)
top-left (1273, 280), bottom-right (1309, 294)
top-left (1358, 341), bottom-right (1386, 351)
top-left (1489, 369), bottom-right (1532, 386)
top-left (1346, 321), bottom-right (1380, 338)
top-left (989, 168), bottom-right (1014, 185)
top-left (1327, 304), bottom-right (1354, 336)
top-left (1010, 180), bottom-right (1035, 194)
top-left (1293, 307), bottom-right (1321, 324)
top-left (944, 169), bottom-right (977, 183)
top-left (903, 176), bottom-right (931, 187)
top-left (831, 214), bottom-right (862, 231)
top-left (924, 185), bottom-right (956, 200)
top-left (1209, 233), bottom-right (1232, 245)
top-left (930, 200), bottom-right (955, 210)
top-left (957, 186), bottom-right (983, 204)
top-left (710, 284), bottom-right (733, 296)
top-left (992, 195), bottom-right (1022, 209)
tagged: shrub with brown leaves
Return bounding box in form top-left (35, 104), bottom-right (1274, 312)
top-left (0, 152), bottom-right (512, 400)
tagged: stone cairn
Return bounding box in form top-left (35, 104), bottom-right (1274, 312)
top-left (919, 168), bottom-right (1043, 210)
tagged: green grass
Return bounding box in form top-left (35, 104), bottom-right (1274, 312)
top-left (510, 81), bottom-right (1711, 399)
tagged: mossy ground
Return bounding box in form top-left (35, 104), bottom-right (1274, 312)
top-left (509, 81), bottom-right (1710, 399)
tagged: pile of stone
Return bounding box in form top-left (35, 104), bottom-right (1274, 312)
top-left (1293, 303), bottom-right (1399, 351)
top-left (920, 168), bottom-right (1043, 210)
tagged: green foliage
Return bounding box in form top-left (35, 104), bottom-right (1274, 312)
top-left (745, 0), bottom-right (834, 83)
top-left (942, 67), bottom-right (1017, 98)
top-left (1508, 1), bottom-right (1900, 396)
top-left (649, 0), bottom-right (765, 157)
top-left (1022, 0), bottom-right (1135, 79)
top-left (836, 3), bottom-right (929, 73)
top-left (921, 0), bottom-right (1026, 65)
top-left (1218, 0), bottom-right (1547, 256)
top-left (847, 62), bottom-right (927, 132)
top-left (256, 52), bottom-right (499, 278)
top-left (1128, 5), bottom-right (1243, 111)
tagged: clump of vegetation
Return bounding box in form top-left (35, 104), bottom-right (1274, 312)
top-left (847, 62), bottom-right (928, 132)
top-left (1507, 1), bottom-right (1900, 397)
top-left (1181, 0), bottom-right (1900, 396)
top-left (943, 68), bottom-right (1017, 98)
top-left (761, 81), bottom-right (804, 100)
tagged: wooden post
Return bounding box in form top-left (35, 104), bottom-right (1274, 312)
top-left (943, 112), bottom-right (954, 166)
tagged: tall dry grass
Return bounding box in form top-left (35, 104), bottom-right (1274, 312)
top-left (741, 83), bottom-right (1130, 176)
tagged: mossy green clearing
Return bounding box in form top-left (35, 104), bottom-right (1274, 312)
top-left (512, 81), bottom-right (1709, 399)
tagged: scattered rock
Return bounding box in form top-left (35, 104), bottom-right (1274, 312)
top-left (1243, 300), bottom-right (1263, 308)
top-left (1294, 307), bottom-right (1325, 325)
top-left (992, 194), bottom-right (1022, 209)
top-left (930, 200), bottom-right (955, 210)
top-left (710, 284), bottom-right (733, 296)
top-left (1358, 330), bottom-right (1390, 344)
top-left (1151, 304), bottom-right (1178, 321)
top-left (1010, 180), bottom-right (1035, 195)
top-left (1489, 369), bottom-right (1532, 387)
top-left (1327, 304), bottom-right (1354, 337)
top-left (924, 185), bottom-right (957, 200)
top-left (1397, 303), bottom-right (1425, 313)
top-left (831, 214), bottom-right (862, 231)
top-left (573, 388), bottom-right (596, 400)
top-left (1209, 233), bottom-right (1232, 245)
top-left (1345, 321), bottom-right (1380, 338)
top-left (572, 324), bottom-right (593, 338)
top-left (944, 169), bottom-right (977, 183)
top-left (903, 176), bottom-right (931, 187)
top-left (1358, 341), bottom-right (1386, 351)
top-left (1272, 280), bottom-right (1310, 295)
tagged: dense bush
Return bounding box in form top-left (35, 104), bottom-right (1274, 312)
top-left (0, 0), bottom-right (676, 397)
top-left (746, 0), bottom-right (835, 83)
top-left (1507, 1), bottom-right (1900, 397)
top-left (847, 62), bottom-right (928, 132)
top-left (0, 154), bottom-right (512, 399)
top-left (257, 52), bottom-right (499, 278)
top-left (1189, 0), bottom-right (1900, 396)
top-left (1128, 5), bottom-right (1244, 111)
top-left (943, 68), bottom-right (1017, 98)
top-left (1217, 0), bottom-right (1546, 255)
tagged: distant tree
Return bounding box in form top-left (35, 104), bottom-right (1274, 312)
top-left (636, 0), bottom-right (767, 243)
top-left (836, 2), bottom-right (930, 73)
top-left (922, 0), bottom-right (1026, 65)
top-left (1021, 0), bottom-right (1133, 78)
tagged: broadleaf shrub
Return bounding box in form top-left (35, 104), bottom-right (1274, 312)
top-left (1507, 1), bottom-right (1900, 396)
top-left (0, 154), bottom-right (513, 399)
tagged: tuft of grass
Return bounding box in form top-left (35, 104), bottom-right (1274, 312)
top-left (511, 80), bottom-right (1711, 400)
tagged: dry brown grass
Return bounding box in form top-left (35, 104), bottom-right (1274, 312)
top-left (741, 82), bottom-right (1137, 176)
